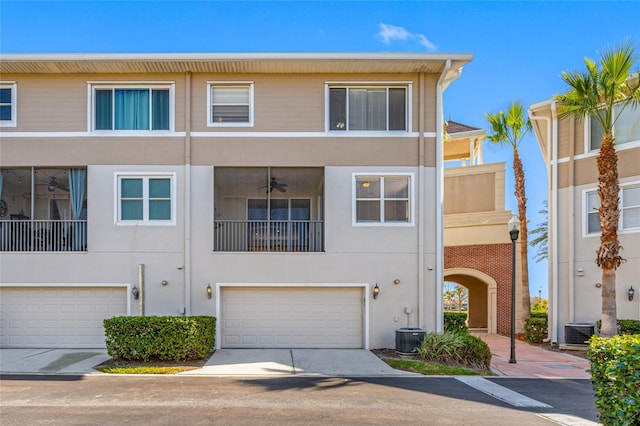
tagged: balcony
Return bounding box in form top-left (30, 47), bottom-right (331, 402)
top-left (213, 167), bottom-right (324, 253)
top-left (0, 219), bottom-right (87, 252)
top-left (214, 219), bottom-right (323, 252)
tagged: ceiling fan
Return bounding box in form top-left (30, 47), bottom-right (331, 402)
top-left (259, 177), bottom-right (287, 193)
top-left (46, 176), bottom-right (69, 192)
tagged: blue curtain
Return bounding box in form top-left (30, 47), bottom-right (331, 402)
top-left (152, 90), bottom-right (170, 130)
top-left (95, 90), bottom-right (113, 130)
top-left (115, 90), bottom-right (149, 130)
top-left (68, 169), bottom-right (87, 250)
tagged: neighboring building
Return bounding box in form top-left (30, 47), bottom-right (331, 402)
top-left (529, 101), bottom-right (640, 344)
top-left (442, 121), bottom-right (523, 335)
top-left (1, 52), bottom-right (482, 349)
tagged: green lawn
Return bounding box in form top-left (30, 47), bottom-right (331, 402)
top-left (384, 358), bottom-right (490, 376)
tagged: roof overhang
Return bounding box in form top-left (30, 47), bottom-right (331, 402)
top-left (0, 52), bottom-right (473, 75)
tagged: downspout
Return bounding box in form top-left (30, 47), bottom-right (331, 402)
top-left (184, 71), bottom-right (192, 316)
top-left (568, 116), bottom-right (575, 324)
top-left (551, 102), bottom-right (559, 344)
top-left (418, 72), bottom-right (425, 329)
top-left (435, 60), bottom-right (452, 332)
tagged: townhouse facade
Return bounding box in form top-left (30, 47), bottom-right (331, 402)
top-left (1, 53), bottom-right (485, 349)
top-left (529, 100), bottom-right (640, 344)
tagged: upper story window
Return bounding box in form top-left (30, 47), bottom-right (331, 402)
top-left (0, 82), bottom-right (17, 127)
top-left (90, 83), bottom-right (173, 131)
top-left (353, 174), bottom-right (413, 225)
top-left (328, 85), bottom-right (408, 132)
top-left (585, 182), bottom-right (640, 235)
top-left (208, 82), bottom-right (254, 127)
top-left (116, 173), bottom-right (175, 225)
top-left (589, 105), bottom-right (640, 150)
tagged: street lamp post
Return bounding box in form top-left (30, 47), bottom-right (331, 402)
top-left (508, 215), bottom-right (521, 364)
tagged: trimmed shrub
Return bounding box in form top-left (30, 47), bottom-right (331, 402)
top-left (417, 331), bottom-right (491, 370)
top-left (103, 316), bottom-right (216, 361)
top-left (530, 311), bottom-right (548, 319)
top-left (588, 334), bottom-right (640, 425)
top-left (524, 317), bottom-right (548, 344)
top-left (595, 319), bottom-right (640, 335)
top-left (444, 312), bottom-right (468, 334)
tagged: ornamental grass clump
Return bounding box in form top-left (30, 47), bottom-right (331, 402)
top-left (417, 332), bottom-right (491, 370)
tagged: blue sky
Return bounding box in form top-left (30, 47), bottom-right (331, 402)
top-left (1, 0), bottom-right (638, 297)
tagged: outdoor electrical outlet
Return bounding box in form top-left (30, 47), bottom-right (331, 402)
top-left (404, 307), bottom-right (411, 314)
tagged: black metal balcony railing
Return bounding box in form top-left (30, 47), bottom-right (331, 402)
top-left (0, 220), bottom-right (87, 252)
top-left (214, 220), bottom-right (324, 252)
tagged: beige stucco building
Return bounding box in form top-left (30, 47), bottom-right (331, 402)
top-left (529, 100), bottom-right (640, 344)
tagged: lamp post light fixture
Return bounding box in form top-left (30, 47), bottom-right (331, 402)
top-left (372, 283), bottom-right (380, 299)
top-left (131, 285), bottom-right (140, 300)
top-left (629, 286), bottom-right (635, 301)
top-left (206, 284), bottom-right (212, 300)
top-left (508, 215), bottom-right (520, 364)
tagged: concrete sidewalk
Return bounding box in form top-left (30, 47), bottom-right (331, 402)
top-left (478, 334), bottom-right (591, 379)
top-left (0, 336), bottom-right (592, 379)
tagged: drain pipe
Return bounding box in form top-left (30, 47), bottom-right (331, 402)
top-left (435, 60), bottom-right (452, 332)
top-left (418, 72), bottom-right (426, 330)
top-left (184, 71), bottom-right (192, 316)
top-left (138, 263), bottom-right (145, 316)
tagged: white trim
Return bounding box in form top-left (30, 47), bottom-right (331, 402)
top-left (351, 172), bottom-right (415, 227)
top-left (0, 82), bottom-right (17, 127)
top-left (325, 80), bottom-right (415, 85)
top-left (207, 81), bottom-right (254, 128)
top-left (573, 139), bottom-right (640, 162)
top-left (114, 172), bottom-right (177, 226)
top-left (1, 131), bottom-right (186, 138)
top-left (0, 283), bottom-right (132, 316)
top-left (0, 131), bottom-right (428, 138)
top-left (87, 82), bottom-right (175, 132)
top-left (215, 282), bottom-right (370, 350)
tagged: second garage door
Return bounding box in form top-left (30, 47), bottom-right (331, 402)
top-left (221, 286), bottom-right (364, 348)
top-left (0, 286), bottom-right (128, 349)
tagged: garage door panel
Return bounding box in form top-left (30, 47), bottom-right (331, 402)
top-left (0, 287), bottom-right (127, 349)
top-left (222, 287), bottom-right (363, 349)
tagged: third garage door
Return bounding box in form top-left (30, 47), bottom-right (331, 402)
top-left (221, 286), bottom-right (363, 348)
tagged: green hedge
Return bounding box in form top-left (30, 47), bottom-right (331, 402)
top-left (444, 312), bottom-right (468, 334)
top-left (524, 317), bottom-right (548, 343)
top-left (588, 335), bottom-right (640, 425)
top-left (595, 319), bottom-right (640, 335)
top-left (103, 316), bottom-right (216, 361)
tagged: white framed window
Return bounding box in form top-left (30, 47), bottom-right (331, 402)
top-left (115, 173), bottom-right (176, 225)
top-left (353, 173), bottom-right (413, 226)
top-left (207, 82), bottom-right (254, 127)
top-left (0, 82), bottom-right (17, 127)
top-left (584, 182), bottom-right (640, 235)
top-left (89, 82), bottom-right (174, 131)
top-left (327, 84), bottom-right (410, 132)
top-left (587, 105), bottom-right (640, 151)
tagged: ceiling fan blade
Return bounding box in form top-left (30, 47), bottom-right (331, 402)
top-left (276, 186), bottom-right (286, 192)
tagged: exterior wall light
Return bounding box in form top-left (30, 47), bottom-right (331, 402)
top-left (206, 284), bottom-right (212, 300)
top-left (373, 283), bottom-right (380, 299)
top-left (131, 285), bottom-right (140, 300)
top-left (628, 286), bottom-right (635, 301)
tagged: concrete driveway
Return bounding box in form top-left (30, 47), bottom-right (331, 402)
top-left (180, 349), bottom-right (419, 377)
top-left (0, 348), bottom-right (417, 377)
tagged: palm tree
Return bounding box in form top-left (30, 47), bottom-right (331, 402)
top-left (529, 200), bottom-right (548, 263)
top-left (554, 42), bottom-right (640, 337)
top-left (486, 102), bottom-right (533, 326)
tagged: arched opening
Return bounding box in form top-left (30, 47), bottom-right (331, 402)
top-left (444, 268), bottom-right (497, 334)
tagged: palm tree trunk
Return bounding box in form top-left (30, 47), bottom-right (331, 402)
top-left (596, 132), bottom-right (622, 337)
top-left (513, 148), bottom-right (531, 328)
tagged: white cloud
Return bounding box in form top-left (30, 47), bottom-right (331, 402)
top-left (378, 23), bottom-right (437, 51)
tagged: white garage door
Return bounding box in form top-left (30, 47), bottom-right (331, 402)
top-left (221, 287), bottom-right (363, 348)
top-left (0, 286), bottom-right (127, 348)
